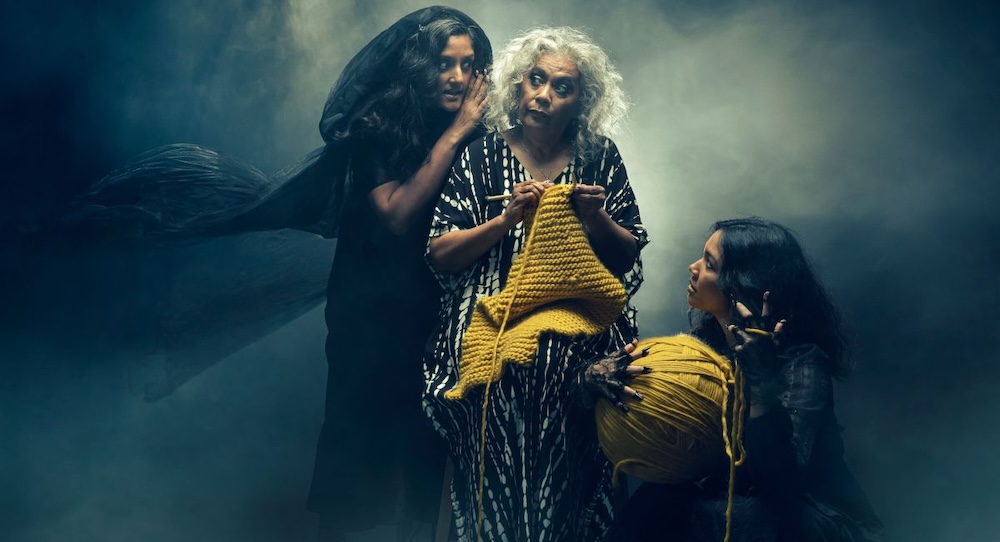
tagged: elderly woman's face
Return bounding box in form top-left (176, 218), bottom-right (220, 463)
top-left (518, 53), bottom-right (580, 136)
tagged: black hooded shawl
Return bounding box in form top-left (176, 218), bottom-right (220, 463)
top-left (68, 5), bottom-right (490, 241)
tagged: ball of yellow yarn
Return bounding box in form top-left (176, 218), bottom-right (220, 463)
top-left (595, 334), bottom-right (737, 484)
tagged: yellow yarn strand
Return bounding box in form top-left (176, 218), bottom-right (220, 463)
top-left (474, 196), bottom-right (540, 542)
top-left (594, 335), bottom-right (746, 542)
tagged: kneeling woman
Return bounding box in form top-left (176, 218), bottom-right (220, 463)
top-left (590, 218), bottom-right (884, 541)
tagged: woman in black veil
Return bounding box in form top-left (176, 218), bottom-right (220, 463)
top-left (70, 6), bottom-right (492, 540)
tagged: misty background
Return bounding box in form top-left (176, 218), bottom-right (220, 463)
top-left (1, 0), bottom-right (997, 541)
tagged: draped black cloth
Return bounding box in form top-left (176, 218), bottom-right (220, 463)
top-left (68, 5), bottom-right (489, 242)
top-left (61, 5), bottom-right (493, 531)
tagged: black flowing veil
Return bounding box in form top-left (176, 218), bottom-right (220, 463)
top-left (50, 6), bottom-right (488, 400)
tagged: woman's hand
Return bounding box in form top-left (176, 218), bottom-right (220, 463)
top-left (729, 292), bottom-right (786, 355)
top-left (571, 184), bottom-right (607, 226)
top-left (501, 180), bottom-right (550, 227)
top-left (727, 292), bottom-right (787, 415)
top-left (448, 70), bottom-right (489, 143)
top-left (580, 340), bottom-right (651, 412)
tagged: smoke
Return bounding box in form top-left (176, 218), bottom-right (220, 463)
top-left (2, 0), bottom-right (997, 540)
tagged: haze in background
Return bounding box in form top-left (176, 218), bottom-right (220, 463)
top-left (2, 1), bottom-right (997, 540)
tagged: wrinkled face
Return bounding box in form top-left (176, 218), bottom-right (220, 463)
top-left (517, 52), bottom-right (581, 135)
top-left (687, 230), bottom-right (729, 319)
top-left (436, 34), bottom-right (475, 112)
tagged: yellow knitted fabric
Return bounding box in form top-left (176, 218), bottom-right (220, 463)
top-left (445, 183), bottom-right (627, 400)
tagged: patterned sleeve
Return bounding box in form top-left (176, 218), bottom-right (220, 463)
top-left (425, 137), bottom-right (494, 291)
top-left (600, 139), bottom-right (648, 298)
top-left (778, 344), bottom-right (835, 467)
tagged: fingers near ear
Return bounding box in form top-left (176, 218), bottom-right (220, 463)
top-left (735, 301), bottom-right (753, 319)
top-left (774, 319), bottom-right (786, 334)
top-left (728, 324), bottom-right (751, 344)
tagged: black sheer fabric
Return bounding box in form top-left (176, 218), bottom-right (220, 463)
top-left (62, 5), bottom-right (494, 532)
top-left (67, 5), bottom-right (489, 241)
top-left (58, 6), bottom-right (489, 397)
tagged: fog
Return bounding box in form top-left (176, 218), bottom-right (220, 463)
top-left (2, 0), bottom-right (997, 540)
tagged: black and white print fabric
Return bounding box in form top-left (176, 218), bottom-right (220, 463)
top-left (423, 132), bottom-right (648, 541)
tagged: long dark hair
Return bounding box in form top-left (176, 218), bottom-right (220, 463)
top-left (350, 16), bottom-right (491, 180)
top-left (690, 218), bottom-right (851, 377)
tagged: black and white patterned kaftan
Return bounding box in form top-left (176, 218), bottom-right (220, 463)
top-left (423, 132), bottom-right (648, 541)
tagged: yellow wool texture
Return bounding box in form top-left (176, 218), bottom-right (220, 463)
top-left (445, 184), bottom-right (627, 400)
top-left (594, 334), bottom-right (738, 484)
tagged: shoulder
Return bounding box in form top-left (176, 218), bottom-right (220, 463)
top-left (581, 136), bottom-right (623, 166)
top-left (460, 131), bottom-right (506, 159)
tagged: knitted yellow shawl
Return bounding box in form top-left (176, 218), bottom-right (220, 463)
top-left (445, 183), bottom-right (627, 400)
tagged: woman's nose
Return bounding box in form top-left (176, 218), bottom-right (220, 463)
top-left (535, 85), bottom-right (551, 106)
top-left (688, 260), bottom-right (698, 274)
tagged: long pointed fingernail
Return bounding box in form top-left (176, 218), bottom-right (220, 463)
top-left (642, 366), bottom-right (653, 374)
top-left (633, 391), bottom-right (644, 401)
top-left (641, 347), bottom-right (651, 356)
top-left (618, 402), bottom-right (630, 413)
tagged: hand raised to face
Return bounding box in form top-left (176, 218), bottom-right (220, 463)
top-left (449, 70), bottom-right (489, 142)
top-left (728, 291), bottom-right (787, 351)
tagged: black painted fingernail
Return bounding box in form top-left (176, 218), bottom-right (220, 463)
top-left (641, 347), bottom-right (651, 356)
top-left (634, 391), bottom-right (644, 400)
top-left (642, 366), bottom-right (653, 374)
top-left (618, 402), bottom-right (630, 413)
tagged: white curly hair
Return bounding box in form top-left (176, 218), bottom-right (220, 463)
top-left (485, 26), bottom-right (629, 159)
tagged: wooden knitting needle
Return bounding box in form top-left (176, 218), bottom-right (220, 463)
top-left (487, 174), bottom-right (578, 201)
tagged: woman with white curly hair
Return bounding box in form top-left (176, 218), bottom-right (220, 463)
top-left (424, 27), bottom-right (648, 541)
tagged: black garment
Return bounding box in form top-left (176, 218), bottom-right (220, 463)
top-left (300, 7), bottom-right (491, 529)
top-left (304, 142), bottom-right (448, 529)
top-left (617, 344), bottom-right (884, 542)
top-left (65, 4), bottom-right (493, 532)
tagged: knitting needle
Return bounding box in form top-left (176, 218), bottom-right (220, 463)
top-left (487, 174), bottom-right (578, 201)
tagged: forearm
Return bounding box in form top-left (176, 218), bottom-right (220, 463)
top-left (428, 214), bottom-right (512, 274)
top-left (583, 210), bottom-right (638, 275)
top-left (370, 130), bottom-right (465, 234)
